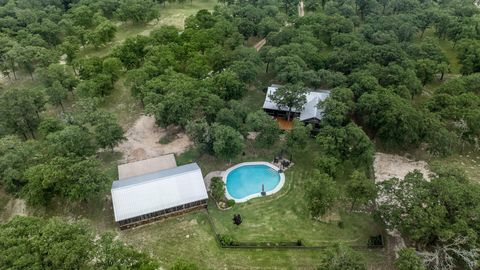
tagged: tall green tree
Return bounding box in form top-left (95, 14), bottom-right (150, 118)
top-left (319, 244), bottom-right (367, 270)
top-left (0, 216), bottom-right (159, 269)
top-left (394, 248), bottom-right (426, 270)
top-left (377, 168), bottom-right (480, 257)
top-left (358, 90), bottom-right (427, 148)
top-left (286, 119), bottom-right (311, 154)
top-left (246, 111), bottom-right (280, 146)
top-left (115, 0), bottom-right (159, 23)
top-left (45, 125), bottom-right (96, 158)
top-left (306, 171), bottom-right (338, 218)
top-left (270, 83), bottom-right (307, 121)
top-left (211, 124), bottom-right (244, 160)
top-left (0, 136), bottom-right (39, 193)
top-left (92, 112), bottom-right (126, 150)
top-left (0, 88), bottom-right (46, 139)
top-left (212, 70), bottom-right (245, 100)
top-left (345, 170), bottom-right (376, 211)
top-left (46, 81), bottom-right (68, 112)
top-left (316, 123), bottom-right (374, 168)
top-left (23, 157), bottom-right (108, 205)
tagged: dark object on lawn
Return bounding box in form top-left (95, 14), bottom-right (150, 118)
top-left (282, 160), bottom-right (290, 168)
top-left (296, 239), bottom-right (303, 246)
top-left (368, 235), bottom-right (384, 247)
top-left (274, 156), bottom-right (279, 163)
top-left (233, 214), bottom-right (242, 226)
top-left (261, 184), bottom-right (266, 196)
top-left (337, 221), bottom-right (344, 229)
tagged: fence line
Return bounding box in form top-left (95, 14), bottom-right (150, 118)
top-left (203, 209), bottom-right (384, 250)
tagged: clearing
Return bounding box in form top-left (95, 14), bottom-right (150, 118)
top-left (79, 0), bottom-right (218, 58)
top-left (115, 115), bottom-right (192, 163)
top-left (374, 152), bottom-right (432, 183)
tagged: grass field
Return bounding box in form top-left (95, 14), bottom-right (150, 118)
top-left (79, 0), bottom-right (218, 58)
top-left (427, 151), bottom-right (480, 183)
top-left (415, 28), bottom-right (461, 74)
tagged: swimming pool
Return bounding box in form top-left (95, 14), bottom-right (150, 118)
top-left (223, 162), bottom-right (285, 202)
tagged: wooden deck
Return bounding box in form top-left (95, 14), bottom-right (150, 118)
top-left (275, 117), bottom-right (294, 130)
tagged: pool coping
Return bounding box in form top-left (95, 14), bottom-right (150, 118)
top-left (222, 161), bottom-right (285, 203)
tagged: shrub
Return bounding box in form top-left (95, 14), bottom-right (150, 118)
top-left (337, 221), bottom-right (344, 229)
top-left (210, 177), bottom-right (225, 202)
top-left (226, 199), bottom-right (235, 208)
top-left (218, 234), bottom-right (236, 247)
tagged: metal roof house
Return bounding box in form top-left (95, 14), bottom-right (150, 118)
top-left (263, 84), bottom-right (331, 128)
top-left (111, 162), bottom-right (208, 229)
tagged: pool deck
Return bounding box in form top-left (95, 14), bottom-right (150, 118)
top-left (222, 161), bottom-right (286, 203)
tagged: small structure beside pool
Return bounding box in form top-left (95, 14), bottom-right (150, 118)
top-left (223, 162), bottom-right (285, 203)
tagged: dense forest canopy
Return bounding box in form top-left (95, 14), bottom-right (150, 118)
top-left (0, 0), bottom-right (479, 269)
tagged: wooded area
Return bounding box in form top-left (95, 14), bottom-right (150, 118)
top-left (0, 0), bottom-right (479, 269)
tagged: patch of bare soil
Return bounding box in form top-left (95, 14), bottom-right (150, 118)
top-left (115, 115), bottom-right (192, 163)
top-left (247, 132), bottom-right (258, 140)
top-left (1, 198), bottom-right (28, 221)
top-left (298, 1), bottom-right (305, 17)
top-left (374, 152), bottom-right (431, 183)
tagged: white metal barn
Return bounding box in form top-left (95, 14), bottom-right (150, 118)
top-left (111, 162), bottom-right (208, 229)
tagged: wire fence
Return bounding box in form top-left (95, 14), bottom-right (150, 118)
top-left (204, 209), bottom-right (385, 250)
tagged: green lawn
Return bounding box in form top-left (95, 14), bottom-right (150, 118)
top-left (208, 173), bottom-right (382, 246)
top-left (121, 210), bottom-right (390, 269)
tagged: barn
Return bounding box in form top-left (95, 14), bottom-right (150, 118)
top-left (111, 160), bottom-right (208, 229)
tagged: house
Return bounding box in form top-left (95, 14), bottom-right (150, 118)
top-left (111, 161), bottom-right (208, 229)
top-left (262, 84), bottom-right (331, 129)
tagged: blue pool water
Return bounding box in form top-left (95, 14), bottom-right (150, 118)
top-left (226, 165), bottom-right (281, 200)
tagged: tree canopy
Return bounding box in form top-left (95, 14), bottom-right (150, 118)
top-left (0, 216), bottom-right (158, 270)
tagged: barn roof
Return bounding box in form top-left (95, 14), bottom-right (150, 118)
top-left (111, 163), bottom-right (208, 222)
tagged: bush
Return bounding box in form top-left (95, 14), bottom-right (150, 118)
top-left (226, 199), bottom-right (235, 208)
top-left (337, 221), bottom-right (344, 229)
top-left (218, 234), bottom-right (236, 247)
top-left (210, 177), bottom-right (225, 202)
